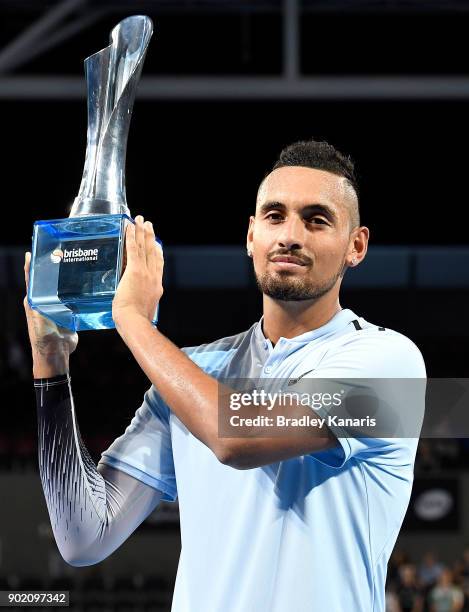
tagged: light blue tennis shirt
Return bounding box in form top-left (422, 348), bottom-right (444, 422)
top-left (100, 308), bottom-right (426, 612)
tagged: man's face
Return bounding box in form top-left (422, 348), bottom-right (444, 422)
top-left (247, 166), bottom-right (358, 302)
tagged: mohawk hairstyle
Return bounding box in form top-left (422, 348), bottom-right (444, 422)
top-left (269, 139), bottom-right (360, 227)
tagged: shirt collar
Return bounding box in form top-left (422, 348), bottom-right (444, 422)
top-left (254, 308), bottom-right (359, 346)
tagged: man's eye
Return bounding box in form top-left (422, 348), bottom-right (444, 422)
top-left (266, 213), bottom-right (283, 222)
top-left (309, 217), bottom-right (328, 225)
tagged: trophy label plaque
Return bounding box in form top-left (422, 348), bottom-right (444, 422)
top-left (57, 237), bottom-right (120, 300)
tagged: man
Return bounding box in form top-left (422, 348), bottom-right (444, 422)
top-left (24, 139), bottom-right (426, 611)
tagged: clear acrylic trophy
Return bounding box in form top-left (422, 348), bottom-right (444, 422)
top-left (27, 15), bottom-right (159, 332)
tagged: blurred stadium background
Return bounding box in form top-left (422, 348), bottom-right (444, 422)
top-left (2, 1), bottom-right (469, 610)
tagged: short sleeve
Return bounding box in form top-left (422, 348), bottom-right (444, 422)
top-left (297, 331), bottom-right (427, 469)
top-left (99, 385), bottom-right (177, 502)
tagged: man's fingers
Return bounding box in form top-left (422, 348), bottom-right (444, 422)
top-left (125, 216), bottom-right (161, 271)
top-left (125, 222), bottom-right (137, 263)
top-left (24, 252), bottom-right (31, 292)
top-left (144, 221), bottom-right (157, 270)
top-left (156, 239), bottom-right (164, 274)
top-left (135, 215), bottom-right (146, 260)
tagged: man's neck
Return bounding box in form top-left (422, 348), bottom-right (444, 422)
top-left (261, 295), bottom-right (342, 346)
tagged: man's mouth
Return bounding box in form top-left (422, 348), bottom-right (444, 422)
top-left (270, 255), bottom-right (307, 268)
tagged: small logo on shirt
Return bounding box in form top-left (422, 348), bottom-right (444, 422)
top-left (287, 369), bottom-right (315, 386)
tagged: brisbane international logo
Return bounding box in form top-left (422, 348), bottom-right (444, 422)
top-left (50, 248), bottom-right (64, 264)
top-left (50, 246), bottom-right (99, 264)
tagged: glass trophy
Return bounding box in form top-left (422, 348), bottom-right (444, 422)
top-left (27, 15), bottom-right (160, 332)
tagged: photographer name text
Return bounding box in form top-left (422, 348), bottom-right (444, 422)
top-left (229, 415), bottom-right (377, 428)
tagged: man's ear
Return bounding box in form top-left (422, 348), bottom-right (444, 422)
top-left (246, 215), bottom-right (255, 254)
top-left (347, 226), bottom-right (369, 267)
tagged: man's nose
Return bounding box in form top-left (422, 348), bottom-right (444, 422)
top-left (277, 215), bottom-right (305, 250)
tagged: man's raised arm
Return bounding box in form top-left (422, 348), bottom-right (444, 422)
top-left (24, 253), bottom-right (163, 566)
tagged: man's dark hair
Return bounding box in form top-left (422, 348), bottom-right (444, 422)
top-left (270, 139), bottom-right (360, 227)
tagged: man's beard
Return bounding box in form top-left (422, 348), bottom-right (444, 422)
top-left (255, 259), bottom-right (347, 302)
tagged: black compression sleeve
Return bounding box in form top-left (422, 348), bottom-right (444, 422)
top-left (33, 374), bottom-right (162, 566)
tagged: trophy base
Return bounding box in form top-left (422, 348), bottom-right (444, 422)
top-left (28, 213), bottom-right (160, 332)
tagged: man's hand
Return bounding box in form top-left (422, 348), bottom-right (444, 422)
top-left (112, 215), bottom-right (163, 326)
top-left (23, 252), bottom-right (78, 377)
